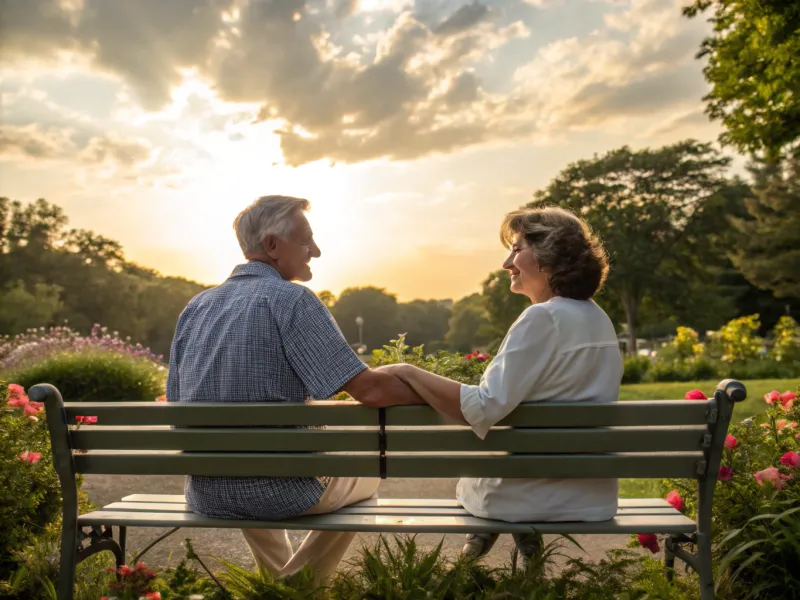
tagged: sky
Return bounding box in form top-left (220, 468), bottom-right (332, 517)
top-left (0, 0), bottom-right (730, 301)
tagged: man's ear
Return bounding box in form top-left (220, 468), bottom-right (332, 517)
top-left (262, 235), bottom-right (280, 259)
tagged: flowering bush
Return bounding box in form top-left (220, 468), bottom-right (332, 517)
top-left (0, 382), bottom-right (61, 580)
top-left (770, 316), bottom-right (800, 364)
top-left (369, 335), bottom-right (490, 385)
top-left (636, 383), bottom-right (800, 598)
top-left (1, 323), bottom-right (163, 371)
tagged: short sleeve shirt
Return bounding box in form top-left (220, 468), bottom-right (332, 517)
top-left (166, 261), bottom-right (367, 520)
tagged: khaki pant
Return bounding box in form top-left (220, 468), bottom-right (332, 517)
top-left (241, 477), bottom-right (380, 583)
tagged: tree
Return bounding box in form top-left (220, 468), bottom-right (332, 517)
top-left (685, 0), bottom-right (800, 158)
top-left (397, 299), bottom-right (452, 349)
top-left (481, 270), bottom-right (530, 340)
top-left (0, 281), bottom-right (63, 334)
top-left (730, 155), bottom-right (800, 299)
top-left (316, 290), bottom-right (336, 308)
top-left (529, 140), bottom-right (734, 353)
top-left (331, 287), bottom-right (400, 351)
top-left (445, 294), bottom-right (494, 353)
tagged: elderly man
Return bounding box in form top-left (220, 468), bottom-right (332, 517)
top-left (166, 195), bottom-right (424, 582)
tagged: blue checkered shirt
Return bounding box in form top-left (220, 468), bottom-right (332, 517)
top-left (166, 261), bottom-right (367, 520)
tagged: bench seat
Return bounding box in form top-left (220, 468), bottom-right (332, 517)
top-left (78, 495), bottom-right (696, 535)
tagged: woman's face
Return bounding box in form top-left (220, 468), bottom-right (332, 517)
top-left (502, 234), bottom-right (553, 303)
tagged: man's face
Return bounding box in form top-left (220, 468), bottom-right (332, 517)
top-left (270, 212), bottom-right (321, 282)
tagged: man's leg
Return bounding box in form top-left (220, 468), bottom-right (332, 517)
top-left (280, 476), bottom-right (380, 582)
top-left (240, 528), bottom-right (294, 577)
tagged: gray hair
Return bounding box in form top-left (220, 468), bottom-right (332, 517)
top-left (233, 195), bottom-right (310, 255)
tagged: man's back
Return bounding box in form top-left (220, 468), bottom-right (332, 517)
top-left (167, 261), bottom-right (367, 520)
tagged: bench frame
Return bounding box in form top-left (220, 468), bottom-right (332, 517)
top-left (33, 379), bottom-right (747, 600)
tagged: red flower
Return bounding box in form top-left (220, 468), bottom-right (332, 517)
top-left (7, 383), bottom-right (26, 400)
top-left (23, 401), bottom-right (44, 416)
top-left (666, 490), bottom-right (684, 512)
top-left (780, 390), bottom-right (796, 411)
top-left (718, 466), bottom-right (733, 481)
top-left (684, 389), bottom-right (707, 400)
top-left (724, 434), bottom-right (738, 450)
top-left (764, 390), bottom-right (781, 404)
top-left (19, 451), bottom-right (41, 464)
top-left (84, 416), bottom-right (97, 424)
top-left (146, 593), bottom-right (162, 600)
top-left (637, 533), bottom-right (659, 553)
top-left (75, 416), bottom-right (84, 424)
top-left (780, 452), bottom-right (800, 469)
top-left (155, 394), bottom-right (167, 402)
top-left (118, 565), bottom-right (134, 577)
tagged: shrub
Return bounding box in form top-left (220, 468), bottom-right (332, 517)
top-left (771, 316), bottom-right (800, 365)
top-left (622, 356), bottom-right (651, 384)
top-left (4, 350), bottom-right (165, 402)
top-left (0, 382), bottom-right (61, 581)
top-left (640, 384), bottom-right (800, 599)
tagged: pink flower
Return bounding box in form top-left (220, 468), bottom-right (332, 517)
top-left (23, 401), bottom-right (43, 416)
top-left (28, 416), bottom-right (39, 423)
top-left (780, 391), bottom-right (796, 411)
top-left (7, 396), bottom-right (28, 408)
top-left (685, 389), bottom-right (707, 400)
top-left (780, 452), bottom-right (800, 469)
top-left (475, 353), bottom-right (491, 362)
top-left (718, 466), bottom-right (733, 481)
top-left (724, 434), bottom-right (738, 450)
top-left (754, 467), bottom-right (791, 490)
top-left (666, 490), bottom-right (684, 511)
top-left (637, 533), bottom-right (659, 553)
top-left (19, 451), bottom-right (41, 464)
top-left (764, 390), bottom-right (781, 404)
top-left (7, 383), bottom-right (25, 399)
top-left (776, 420), bottom-right (797, 431)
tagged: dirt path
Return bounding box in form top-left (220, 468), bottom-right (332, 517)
top-left (82, 475), bottom-right (650, 572)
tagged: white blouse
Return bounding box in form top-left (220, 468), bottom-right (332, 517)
top-left (458, 296), bottom-right (623, 523)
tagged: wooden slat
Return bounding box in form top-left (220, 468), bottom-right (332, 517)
top-left (74, 451), bottom-right (704, 479)
top-left (70, 426), bottom-right (708, 454)
top-left (77, 510), bottom-right (696, 534)
top-left (71, 428), bottom-right (379, 452)
top-left (100, 501), bottom-right (681, 517)
top-left (63, 400), bottom-right (711, 428)
top-left (71, 426), bottom-right (708, 453)
top-left (120, 495), bottom-right (673, 509)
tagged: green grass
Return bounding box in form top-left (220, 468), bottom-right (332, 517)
top-left (619, 378), bottom-right (798, 418)
top-left (618, 378), bottom-right (798, 499)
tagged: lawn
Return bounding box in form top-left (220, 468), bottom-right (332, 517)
top-left (618, 378), bottom-right (797, 499)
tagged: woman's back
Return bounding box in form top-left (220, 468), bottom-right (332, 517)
top-left (457, 296), bottom-right (623, 523)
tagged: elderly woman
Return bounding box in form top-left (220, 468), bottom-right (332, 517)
top-left (380, 206), bottom-right (623, 560)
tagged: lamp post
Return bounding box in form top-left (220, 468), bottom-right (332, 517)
top-left (355, 316), bottom-right (365, 354)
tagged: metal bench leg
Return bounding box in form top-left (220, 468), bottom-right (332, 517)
top-left (57, 517), bottom-right (79, 600)
top-left (696, 532), bottom-right (714, 600)
top-left (118, 526), bottom-right (127, 566)
top-left (664, 537), bottom-right (675, 582)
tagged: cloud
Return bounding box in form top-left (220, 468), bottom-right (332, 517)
top-left (1, 0), bottom-right (712, 166)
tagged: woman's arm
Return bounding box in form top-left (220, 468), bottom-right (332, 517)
top-left (376, 364), bottom-right (467, 424)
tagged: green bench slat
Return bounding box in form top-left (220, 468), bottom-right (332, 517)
top-left (100, 501), bottom-right (682, 517)
top-left (71, 426), bottom-right (707, 453)
top-left (77, 510), bottom-right (696, 534)
top-left (74, 451), bottom-right (704, 478)
top-left (119, 495), bottom-right (673, 509)
top-left (63, 400), bottom-right (711, 427)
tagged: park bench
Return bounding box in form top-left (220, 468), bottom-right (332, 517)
top-left (33, 378), bottom-right (747, 600)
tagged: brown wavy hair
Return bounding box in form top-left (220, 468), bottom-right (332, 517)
top-left (500, 206), bottom-right (609, 300)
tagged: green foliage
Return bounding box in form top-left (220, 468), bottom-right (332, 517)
top-left (712, 315), bottom-right (764, 363)
top-left (529, 140), bottom-right (738, 354)
top-left (0, 383), bottom-right (61, 580)
top-left (731, 156), bottom-right (800, 299)
top-left (658, 385), bottom-right (800, 599)
top-left (771, 316), bottom-right (800, 364)
top-left (444, 294), bottom-right (493, 353)
top-left (0, 197), bottom-right (207, 357)
top-left (371, 335), bottom-right (488, 385)
top-left (4, 350), bottom-right (166, 402)
top-left (331, 286), bottom-right (400, 352)
top-left (684, 0), bottom-right (800, 157)
top-left (397, 300), bottom-right (451, 349)
top-left (622, 356), bottom-right (650, 384)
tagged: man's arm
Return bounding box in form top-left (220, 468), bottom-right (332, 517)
top-left (340, 368), bottom-right (426, 408)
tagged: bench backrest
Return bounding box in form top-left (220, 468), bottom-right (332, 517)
top-left (33, 379), bottom-right (746, 484)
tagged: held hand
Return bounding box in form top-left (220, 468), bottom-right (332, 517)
top-left (374, 364), bottom-right (409, 379)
